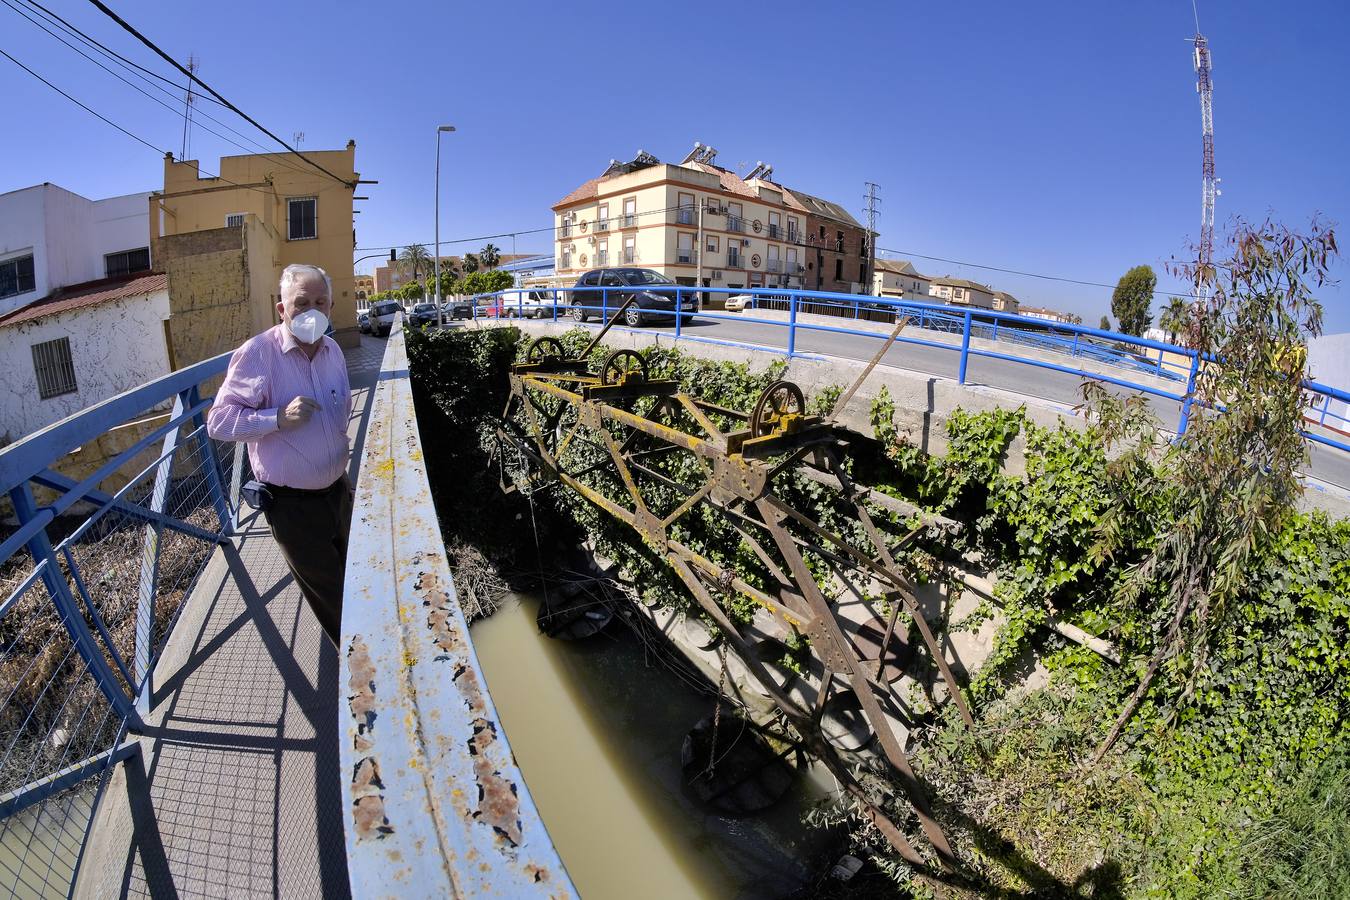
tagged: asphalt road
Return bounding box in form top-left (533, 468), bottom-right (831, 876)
top-left (630, 312), bottom-right (1350, 492)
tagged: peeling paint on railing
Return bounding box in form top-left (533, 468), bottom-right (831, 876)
top-left (339, 320), bottom-right (574, 898)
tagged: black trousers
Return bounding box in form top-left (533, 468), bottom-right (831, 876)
top-left (263, 475), bottom-right (353, 645)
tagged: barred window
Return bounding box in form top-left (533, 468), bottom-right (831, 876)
top-left (287, 198), bottom-right (317, 240)
top-left (1, 254), bottom-right (36, 300)
top-left (225, 213), bottom-right (245, 228)
top-left (104, 247), bottom-right (150, 278)
top-left (32, 337), bottom-right (77, 400)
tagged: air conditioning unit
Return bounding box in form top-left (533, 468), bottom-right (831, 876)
top-left (741, 238), bottom-right (751, 246)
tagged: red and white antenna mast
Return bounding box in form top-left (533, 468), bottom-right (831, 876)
top-left (1191, 19), bottom-right (1218, 302)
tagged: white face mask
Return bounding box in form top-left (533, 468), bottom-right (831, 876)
top-left (288, 308), bottom-right (329, 344)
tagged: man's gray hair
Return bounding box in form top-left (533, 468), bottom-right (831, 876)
top-left (279, 264), bottom-right (332, 300)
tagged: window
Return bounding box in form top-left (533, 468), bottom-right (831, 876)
top-left (623, 236), bottom-right (636, 263)
top-left (597, 239), bottom-right (608, 267)
top-left (561, 212), bottom-right (574, 238)
top-left (677, 233), bottom-right (695, 264)
top-left (32, 337), bottom-right (77, 400)
top-left (0, 254), bottom-right (37, 299)
top-left (767, 245), bottom-right (781, 272)
top-left (819, 225), bottom-right (826, 240)
top-left (768, 212), bottom-right (781, 240)
top-left (727, 202), bottom-right (744, 233)
top-left (836, 230), bottom-right (845, 252)
top-left (706, 235), bottom-right (719, 254)
top-left (104, 247), bottom-right (150, 278)
top-left (787, 248), bottom-right (798, 272)
top-left (787, 217), bottom-right (799, 242)
top-left (597, 203), bottom-right (609, 231)
top-left (677, 193), bottom-right (695, 225)
top-left (860, 263), bottom-right (867, 283)
top-left (834, 258), bottom-right (844, 281)
top-left (225, 213), bottom-right (245, 228)
top-left (287, 198), bottom-right (317, 240)
top-left (561, 246), bottom-right (572, 269)
top-left (623, 198), bottom-right (637, 228)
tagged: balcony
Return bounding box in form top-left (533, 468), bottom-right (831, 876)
top-left (561, 223), bottom-right (573, 238)
top-left (596, 252), bottom-right (609, 266)
top-left (676, 248), bottom-right (698, 265)
top-left (768, 224), bottom-right (781, 240)
top-left (622, 214), bottom-right (637, 228)
top-left (788, 229), bottom-right (800, 244)
top-left (726, 216), bottom-right (744, 233)
top-left (726, 253), bottom-right (743, 269)
top-left (622, 248), bottom-right (637, 264)
top-left (676, 207), bottom-right (696, 226)
top-left (595, 218), bottom-right (610, 232)
top-left (767, 259), bottom-right (783, 274)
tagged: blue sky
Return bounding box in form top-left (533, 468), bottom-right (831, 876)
top-left (2, 0), bottom-right (1346, 328)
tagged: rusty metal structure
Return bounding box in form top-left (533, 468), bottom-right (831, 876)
top-left (497, 303), bottom-right (971, 874)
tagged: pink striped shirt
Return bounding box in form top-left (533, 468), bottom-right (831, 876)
top-left (206, 324), bottom-right (352, 490)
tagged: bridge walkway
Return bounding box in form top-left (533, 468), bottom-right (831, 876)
top-left (76, 336), bottom-right (385, 899)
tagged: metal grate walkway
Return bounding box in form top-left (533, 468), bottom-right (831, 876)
top-left (75, 336), bottom-right (385, 899)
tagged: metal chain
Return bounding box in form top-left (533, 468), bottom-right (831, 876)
top-left (701, 643), bottom-right (728, 780)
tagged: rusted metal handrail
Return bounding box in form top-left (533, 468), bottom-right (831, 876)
top-left (341, 321), bottom-right (574, 898)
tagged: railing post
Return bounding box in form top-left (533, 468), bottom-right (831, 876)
top-left (853, 298), bottom-right (859, 319)
top-left (187, 384), bottom-right (230, 534)
top-left (957, 309), bottom-right (973, 384)
top-left (1072, 332), bottom-right (1080, 357)
top-left (551, 288), bottom-right (558, 322)
top-left (9, 483), bottom-right (141, 729)
top-left (601, 287), bottom-right (608, 322)
top-left (1320, 393), bottom-right (1332, 426)
top-left (992, 319), bottom-right (999, 341)
top-left (1156, 346), bottom-right (1165, 374)
top-left (1177, 352), bottom-right (1201, 436)
top-left (787, 293), bottom-right (799, 358)
top-left (674, 287), bottom-right (682, 341)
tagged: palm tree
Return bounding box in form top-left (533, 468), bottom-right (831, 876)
top-left (461, 253), bottom-right (480, 274)
top-left (1159, 297), bottom-right (1190, 344)
top-left (399, 244), bottom-right (431, 282)
top-left (479, 243), bottom-right (501, 269)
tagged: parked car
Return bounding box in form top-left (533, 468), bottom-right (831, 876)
top-left (723, 294), bottom-right (755, 312)
top-left (409, 302), bottom-right (440, 327)
top-left (443, 300), bottom-right (473, 320)
top-left (502, 289), bottom-right (554, 319)
top-left (369, 300), bottom-right (402, 337)
top-left (568, 268), bottom-right (696, 326)
top-left (358, 311), bottom-right (372, 333)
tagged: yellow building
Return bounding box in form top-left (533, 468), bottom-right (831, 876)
top-left (928, 276), bottom-right (997, 310)
top-left (552, 146), bottom-right (866, 298)
top-left (354, 274), bottom-right (374, 307)
top-left (150, 144), bottom-right (362, 363)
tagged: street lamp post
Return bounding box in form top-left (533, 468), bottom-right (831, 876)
top-left (434, 124), bottom-right (456, 327)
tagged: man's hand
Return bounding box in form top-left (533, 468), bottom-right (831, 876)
top-left (278, 396), bottom-right (320, 431)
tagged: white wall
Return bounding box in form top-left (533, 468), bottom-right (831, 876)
top-left (0, 185), bottom-right (48, 317)
top-left (0, 289), bottom-right (170, 443)
top-left (1307, 332), bottom-right (1350, 428)
top-left (0, 184), bottom-right (152, 318)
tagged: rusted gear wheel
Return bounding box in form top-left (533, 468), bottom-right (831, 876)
top-left (600, 349), bottom-right (648, 385)
top-left (526, 336), bottom-right (566, 363)
top-left (750, 380), bottom-right (806, 438)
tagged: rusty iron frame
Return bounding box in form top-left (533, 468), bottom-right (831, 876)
top-left (497, 320), bottom-right (972, 874)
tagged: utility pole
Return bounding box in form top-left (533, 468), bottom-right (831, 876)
top-left (179, 55), bottom-right (197, 161)
top-left (1190, 24), bottom-right (1217, 305)
top-left (863, 182), bottom-right (881, 295)
top-left (434, 125), bottom-right (456, 327)
top-left (695, 200), bottom-right (705, 310)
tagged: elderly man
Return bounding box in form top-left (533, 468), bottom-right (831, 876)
top-left (207, 264), bottom-right (352, 645)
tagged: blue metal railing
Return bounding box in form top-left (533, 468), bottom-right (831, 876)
top-left (0, 352), bottom-right (243, 895)
top-left (341, 320), bottom-right (574, 897)
top-left (470, 285), bottom-right (1350, 451)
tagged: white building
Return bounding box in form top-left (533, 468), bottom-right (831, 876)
top-left (0, 183), bottom-right (152, 318)
top-left (872, 259), bottom-right (931, 301)
top-left (0, 274), bottom-right (171, 444)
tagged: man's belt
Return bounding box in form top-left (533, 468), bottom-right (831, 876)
top-left (264, 476), bottom-right (346, 497)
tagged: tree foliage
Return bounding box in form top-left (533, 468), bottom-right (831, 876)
top-left (1099, 314), bottom-right (1111, 331)
top-left (399, 244), bottom-right (431, 281)
top-left (461, 252), bottom-right (480, 274)
top-left (1110, 265), bottom-right (1157, 336)
top-left (479, 243), bottom-right (501, 269)
top-left (1159, 297), bottom-right (1191, 345)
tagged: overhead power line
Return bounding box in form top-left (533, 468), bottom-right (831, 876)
top-left (84, 0), bottom-right (357, 189)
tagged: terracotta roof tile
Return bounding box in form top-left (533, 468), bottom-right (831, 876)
top-left (553, 177), bottom-right (602, 208)
top-left (0, 273), bottom-right (167, 328)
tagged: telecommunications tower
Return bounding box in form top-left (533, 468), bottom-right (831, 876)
top-left (1191, 30), bottom-right (1217, 302)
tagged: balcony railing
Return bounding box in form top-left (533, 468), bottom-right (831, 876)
top-left (676, 207), bottom-right (696, 225)
top-left (677, 249), bottom-right (698, 265)
top-left (595, 218), bottom-right (610, 232)
top-left (622, 248), bottom-right (636, 263)
top-left (726, 253), bottom-right (743, 269)
top-left (622, 214), bottom-right (637, 228)
top-left (768, 224), bottom-right (781, 240)
top-left (596, 252), bottom-right (609, 266)
top-left (767, 259), bottom-right (783, 273)
top-left (726, 216), bottom-right (744, 233)
top-left (788, 228), bottom-right (800, 244)
top-left (561, 223), bottom-right (573, 238)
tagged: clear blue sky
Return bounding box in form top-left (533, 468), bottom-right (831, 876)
top-left (2, 0), bottom-right (1346, 328)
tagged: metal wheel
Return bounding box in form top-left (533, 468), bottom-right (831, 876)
top-left (526, 336), bottom-right (567, 363)
top-left (600, 349), bottom-right (647, 385)
top-left (749, 380), bottom-right (806, 438)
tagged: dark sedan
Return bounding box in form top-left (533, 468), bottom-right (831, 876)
top-left (568, 268), bottom-right (697, 326)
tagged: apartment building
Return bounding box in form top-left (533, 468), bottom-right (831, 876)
top-left (152, 144), bottom-right (362, 363)
top-left (551, 145), bottom-right (870, 297)
top-left (872, 259), bottom-right (931, 300)
top-left (1020, 305), bottom-right (1079, 324)
top-left (991, 290), bottom-right (1020, 314)
top-left (928, 276), bottom-right (997, 309)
